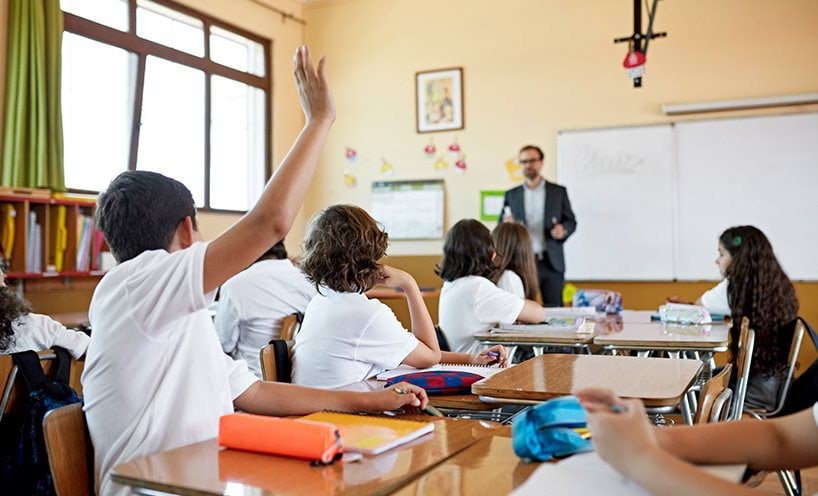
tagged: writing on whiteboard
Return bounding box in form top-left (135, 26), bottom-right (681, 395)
top-left (573, 146), bottom-right (647, 176)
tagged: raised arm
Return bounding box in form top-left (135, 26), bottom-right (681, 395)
top-left (203, 46), bottom-right (335, 293)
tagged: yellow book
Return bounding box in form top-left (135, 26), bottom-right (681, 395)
top-left (299, 412), bottom-right (434, 455)
top-left (54, 205), bottom-right (67, 272)
top-left (1, 204), bottom-right (15, 262)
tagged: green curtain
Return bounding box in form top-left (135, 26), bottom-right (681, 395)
top-left (1, 0), bottom-right (64, 190)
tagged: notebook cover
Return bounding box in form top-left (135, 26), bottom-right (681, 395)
top-left (299, 412), bottom-right (434, 455)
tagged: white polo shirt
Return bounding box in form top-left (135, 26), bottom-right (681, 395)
top-left (292, 289), bottom-right (419, 389)
top-left (700, 279), bottom-right (731, 316)
top-left (439, 276), bottom-right (525, 353)
top-left (215, 259), bottom-right (316, 378)
top-left (496, 270), bottom-right (525, 300)
top-left (2, 313), bottom-right (89, 359)
top-left (82, 242), bottom-right (258, 496)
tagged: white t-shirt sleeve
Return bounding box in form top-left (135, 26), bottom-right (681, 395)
top-left (13, 314), bottom-right (90, 359)
top-left (474, 280), bottom-right (526, 325)
top-left (813, 403), bottom-right (818, 429)
top-left (354, 303), bottom-right (420, 370)
top-left (700, 279), bottom-right (731, 315)
top-left (214, 289), bottom-right (240, 354)
top-left (125, 241), bottom-right (216, 337)
top-left (496, 270), bottom-right (525, 299)
top-left (222, 353), bottom-right (259, 400)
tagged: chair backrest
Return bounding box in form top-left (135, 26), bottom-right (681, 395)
top-left (1, 350), bottom-right (57, 424)
top-left (259, 340), bottom-right (293, 382)
top-left (434, 325), bottom-right (452, 353)
top-left (694, 363), bottom-right (732, 424)
top-left (730, 317), bottom-right (755, 420)
top-left (763, 319), bottom-right (806, 417)
top-left (43, 403), bottom-right (94, 496)
top-left (279, 314), bottom-right (300, 341)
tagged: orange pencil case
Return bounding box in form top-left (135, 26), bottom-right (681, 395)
top-left (218, 413), bottom-right (343, 464)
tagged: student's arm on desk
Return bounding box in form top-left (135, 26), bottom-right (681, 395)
top-left (234, 380), bottom-right (429, 415)
top-left (204, 46), bottom-right (335, 294)
top-left (656, 407), bottom-right (818, 471)
top-left (578, 388), bottom-right (818, 496)
top-left (517, 300), bottom-right (546, 323)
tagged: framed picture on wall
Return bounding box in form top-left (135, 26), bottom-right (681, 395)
top-left (416, 67), bottom-right (464, 133)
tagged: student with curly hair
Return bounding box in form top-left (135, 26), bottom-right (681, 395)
top-left (696, 226), bottom-right (799, 410)
top-left (492, 222), bottom-right (540, 301)
top-left (437, 219), bottom-right (546, 353)
top-left (292, 205), bottom-right (508, 389)
top-left (0, 268), bottom-right (89, 358)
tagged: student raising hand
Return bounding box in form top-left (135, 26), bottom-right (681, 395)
top-left (293, 45), bottom-right (335, 124)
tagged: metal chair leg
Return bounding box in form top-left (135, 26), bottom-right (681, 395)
top-left (776, 469), bottom-right (798, 496)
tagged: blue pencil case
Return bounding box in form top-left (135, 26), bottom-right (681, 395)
top-left (512, 396), bottom-right (593, 462)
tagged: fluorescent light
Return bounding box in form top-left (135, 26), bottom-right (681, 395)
top-left (662, 92), bottom-right (818, 115)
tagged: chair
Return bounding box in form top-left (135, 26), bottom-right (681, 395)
top-left (693, 363), bottom-right (732, 424)
top-left (259, 339), bottom-right (293, 382)
top-left (1, 350), bottom-right (58, 424)
top-left (746, 319), bottom-right (805, 418)
top-left (279, 313), bottom-right (304, 341)
top-left (729, 317), bottom-right (755, 421)
top-left (43, 403), bottom-right (94, 496)
top-left (434, 325), bottom-right (452, 352)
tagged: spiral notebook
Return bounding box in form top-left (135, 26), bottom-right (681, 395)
top-left (299, 412), bottom-right (434, 455)
top-left (375, 363), bottom-right (506, 381)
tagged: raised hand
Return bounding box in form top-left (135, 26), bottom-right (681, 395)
top-left (293, 45), bottom-right (335, 124)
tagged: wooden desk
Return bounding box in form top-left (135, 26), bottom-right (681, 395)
top-left (594, 321), bottom-right (730, 352)
top-left (111, 417), bottom-right (503, 496)
top-left (366, 287), bottom-right (441, 300)
top-left (472, 354), bottom-right (702, 407)
top-left (49, 311), bottom-right (89, 328)
top-left (391, 430), bottom-right (539, 496)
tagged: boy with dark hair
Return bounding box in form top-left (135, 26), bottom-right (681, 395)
top-left (81, 47), bottom-right (427, 495)
top-left (216, 239), bottom-right (316, 377)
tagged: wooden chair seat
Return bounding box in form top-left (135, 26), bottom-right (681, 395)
top-left (43, 403), bottom-right (94, 496)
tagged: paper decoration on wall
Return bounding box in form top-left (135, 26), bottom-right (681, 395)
top-left (424, 138), bottom-right (436, 157)
top-left (448, 137), bottom-right (461, 157)
top-left (434, 155), bottom-right (449, 170)
top-left (345, 147), bottom-right (358, 162)
top-left (454, 155), bottom-right (467, 174)
top-left (505, 158), bottom-right (524, 181)
top-left (343, 168), bottom-right (357, 188)
top-left (380, 158), bottom-right (395, 178)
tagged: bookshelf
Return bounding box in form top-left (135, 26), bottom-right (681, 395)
top-left (0, 187), bottom-right (109, 279)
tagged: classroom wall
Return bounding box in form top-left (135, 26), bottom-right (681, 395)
top-left (304, 0), bottom-right (818, 371)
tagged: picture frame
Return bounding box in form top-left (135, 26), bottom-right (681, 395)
top-left (415, 67), bottom-right (464, 133)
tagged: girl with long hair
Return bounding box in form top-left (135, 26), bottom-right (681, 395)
top-left (492, 222), bottom-right (540, 301)
top-left (697, 225), bottom-right (799, 410)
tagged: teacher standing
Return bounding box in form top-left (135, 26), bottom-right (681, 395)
top-left (501, 145), bottom-right (577, 306)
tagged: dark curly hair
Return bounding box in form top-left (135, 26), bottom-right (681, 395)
top-left (720, 226), bottom-right (798, 375)
top-left (300, 205), bottom-right (388, 293)
top-left (0, 286), bottom-right (32, 352)
top-left (436, 219), bottom-right (500, 282)
top-left (492, 222), bottom-right (540, 300)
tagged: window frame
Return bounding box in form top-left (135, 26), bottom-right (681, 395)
top-left (63, 0), bottom-right (272, 213)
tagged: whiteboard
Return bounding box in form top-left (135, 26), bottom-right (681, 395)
top-left (675, 113), bottom-right (818, 280)
top-left (556, 112), bottom-right (818, 281)
top-left (557, 125), bottom-right (676, 280)
top-left (370, 180), bottom-right (445, 240)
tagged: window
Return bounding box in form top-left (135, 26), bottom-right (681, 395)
top-left (61, 0), bottom-right (270, 211)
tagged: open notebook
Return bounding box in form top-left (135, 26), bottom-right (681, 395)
top-left (495, 316), bottom-right (587, 333)
top-left (375, 363), bottom-right (507, 381)
top-left (300, 412), bottom-right (434, 455)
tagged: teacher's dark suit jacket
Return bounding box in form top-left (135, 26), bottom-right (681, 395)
top-left (501, 181), bottom-right (577, 273)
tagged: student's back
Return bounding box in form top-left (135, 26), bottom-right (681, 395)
top-left (216, 250), bottom-right (316, 378)
top-left (82, 240), bottom-right (256, 495)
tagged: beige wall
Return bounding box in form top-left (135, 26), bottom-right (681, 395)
top-left (303, 0), bottom-right (818, 256)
